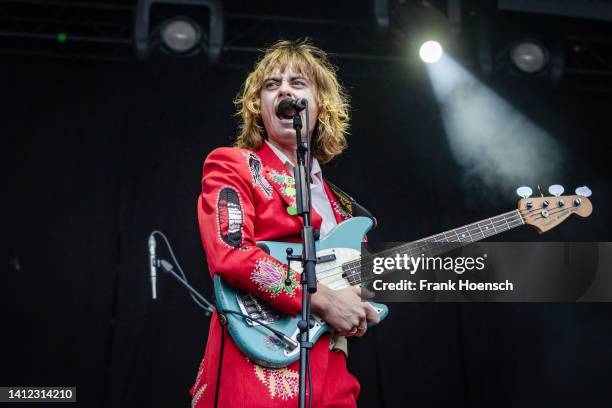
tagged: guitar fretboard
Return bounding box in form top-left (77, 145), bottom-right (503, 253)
top-left (342, 209), bottom-right (525, 285)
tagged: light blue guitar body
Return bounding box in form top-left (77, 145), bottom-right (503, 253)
top-left (213, 216), bottom-right (389, 368)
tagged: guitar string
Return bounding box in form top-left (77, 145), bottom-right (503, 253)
top-left (319, 203), bottom-right (575, 288)
top-left (326, 211), bottom-right (522, 276)
top-left (315, 213), bottom-right (526, 287)
top-left (299, 211), bottom-right (520, 280)
top-left (343, 210), bottom-right (522, 269)
top-left (343, 205), bottom-right (577, 288)
top-left (347, 204), bottom-right (574, 276)
top-left (347, 217), bottom-right (526, 288)
top-left (319, 203), bottom-right (570, 277)
top-left (341, 210), bottom-right (523, 270)
top-left (341, 202), bottom-right (575, 271)
top-left (296, 203), bottom-right (580, 289)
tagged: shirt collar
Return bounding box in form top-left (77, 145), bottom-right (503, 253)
top-left (265, 140), bottom-right (322, 179)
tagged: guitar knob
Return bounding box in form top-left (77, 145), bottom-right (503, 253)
top-left (575, 186), bottom-right (592, 197)
top-left (516, 186), bottom-right (533, 199)
top-left (558, 200), bottom-right (565, 207)
top-left (542, 200), bottom-right (550, 208)
top-left (526, 201), bottom-right (533, 209)
top-left (574, 198), bottom-right (582, 206)
top-left (548, 184), bottom-right (564, 197)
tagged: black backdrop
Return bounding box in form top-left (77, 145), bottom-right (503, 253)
top-left (3, 50), bottom-right (612, 408)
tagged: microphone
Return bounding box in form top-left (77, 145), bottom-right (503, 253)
top-left (276, 98), bottom-right (307, 119)
top-left (149, 234), bottom-right (157, 300)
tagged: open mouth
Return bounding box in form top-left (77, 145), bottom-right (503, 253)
top-left (275, 112), bottom-right (293, 122)
top-left (275, 100), bottom-right (298, 122)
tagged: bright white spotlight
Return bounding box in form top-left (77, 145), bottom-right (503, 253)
top-left (423, 55), bottom-right (564, 198)
top-left (419, 41), bottom-right (443, 64)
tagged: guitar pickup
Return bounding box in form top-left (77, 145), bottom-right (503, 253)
top-left (317, 254), bottom-right (336, 263)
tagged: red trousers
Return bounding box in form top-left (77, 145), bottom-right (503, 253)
top-left (190, 313), bottom-right (360, 408)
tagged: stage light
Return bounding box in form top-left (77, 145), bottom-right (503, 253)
top-left (509, 41), bottom-right (549, 74)
top-left (419, 41), bottom-right (443, 64)
top-left (423, 54), bottom-right (564, 197)
top-left (160, 17), bottom-right (201, 54)
top-left (134, 0), bottom-right (223, 61)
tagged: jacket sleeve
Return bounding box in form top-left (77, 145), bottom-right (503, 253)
top-left (197, 147), bottom-right (302, 316)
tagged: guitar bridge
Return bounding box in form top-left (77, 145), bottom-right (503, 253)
top-left (236, 292), bottom-right (281, 326)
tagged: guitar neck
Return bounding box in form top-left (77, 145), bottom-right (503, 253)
top-left (344, 209), bottom-right (526, 285)
top-left (398, 209), bottom-right (525, 258)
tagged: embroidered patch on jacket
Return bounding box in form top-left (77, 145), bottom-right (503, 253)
top-left (253, 363), bottom-right (299, 401)
top-left (268, 170), bottom-right (296, 202)
top-left (268, 169), bottom-right (298, 214)
top-left (333, 191), bottom-right (353, 215)
top-left (191, 383), bottom-right (207, 408)
top-left (243, 152), bottom-right (273, 199)
top-left (250, 258), bottom-right (300, 298)
top-left (332, 199), bottom-right (352, 220)
top-left (216, 187), bottom-right (243, 248)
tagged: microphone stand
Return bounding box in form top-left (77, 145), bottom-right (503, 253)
top-left (149, 230), bottom-right (215, 315)
top-left (156, 258), bottom-right (215, 315)
top-left (285, 104), bottom-right (318, 408)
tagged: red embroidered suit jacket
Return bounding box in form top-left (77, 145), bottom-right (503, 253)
top-left (191, 142), bottom-right (358, 407)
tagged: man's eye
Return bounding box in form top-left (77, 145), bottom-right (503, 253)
top-left (265, 81), bottom-right (278, 89)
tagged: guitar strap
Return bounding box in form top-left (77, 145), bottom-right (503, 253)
top-left (325, 179), bottom-right (378, 228)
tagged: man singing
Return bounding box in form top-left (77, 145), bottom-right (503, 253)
top-left (192, 39), bottom-right (379, 407)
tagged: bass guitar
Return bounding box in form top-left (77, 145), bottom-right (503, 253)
top-left (215, 185), bottom-right (593, 368)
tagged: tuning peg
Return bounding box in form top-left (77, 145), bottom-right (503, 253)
top-left (575, 186), bottom-right (592, 197)
top-left (516, 186), bottom-right (533, 199)
top-left (548, 184), bottom-right (564, 197)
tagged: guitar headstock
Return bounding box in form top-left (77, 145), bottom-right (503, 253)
top-left (516, 185), bottom-right (593, 234)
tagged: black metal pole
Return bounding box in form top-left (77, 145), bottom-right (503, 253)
top-left (291, 105), bottom-right (318, 408)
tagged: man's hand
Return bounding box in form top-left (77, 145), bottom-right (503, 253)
top-left (311, 283), bottom-right (380, 337)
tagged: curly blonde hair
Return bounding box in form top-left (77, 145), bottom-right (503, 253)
top-left (234, 39), bottom-right (350, 164)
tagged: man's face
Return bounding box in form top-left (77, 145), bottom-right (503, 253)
top-left (259, 66), bottom-right (319, 148)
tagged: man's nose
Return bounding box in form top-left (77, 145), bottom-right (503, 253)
top-left (278, 80), bottom-right (294, 98)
